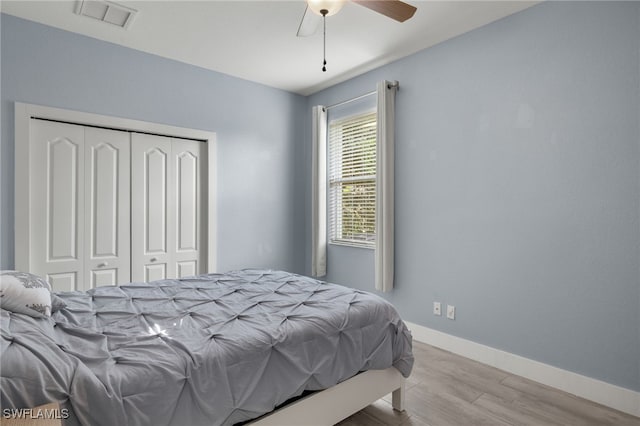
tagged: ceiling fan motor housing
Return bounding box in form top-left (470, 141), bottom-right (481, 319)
top-left (307, 0), bottom-right (345, 16)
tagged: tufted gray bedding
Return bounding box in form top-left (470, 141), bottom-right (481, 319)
top-left (1, 269), bottom-right (413, 425)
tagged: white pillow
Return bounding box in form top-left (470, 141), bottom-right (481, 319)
top-left (0, 271), bottom-right (52, 317)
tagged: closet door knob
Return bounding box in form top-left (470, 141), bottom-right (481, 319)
top-left (150, 258), bottom-right (158, 262)
top-left (98, 262), bottom-right (109, 268)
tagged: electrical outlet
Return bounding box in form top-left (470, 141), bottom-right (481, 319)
top-left (433, 302), bottom-right (441, 316)
top-left (446, 305), bottom-right (455, 320)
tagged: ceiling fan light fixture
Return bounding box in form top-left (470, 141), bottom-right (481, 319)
top-left (307, 0), bottom-right (345, 17)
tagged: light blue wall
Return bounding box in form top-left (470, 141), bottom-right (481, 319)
top-left (0, 14), bottom-right (307, 274)
top-left (307, 1), bottom-right (640, 391)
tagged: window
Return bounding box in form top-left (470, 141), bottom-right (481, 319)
top-left (328, 111), bottom-right (377, 247)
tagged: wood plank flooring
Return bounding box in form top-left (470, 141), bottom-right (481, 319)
top-left (337, 342), bottom-right (640, 426)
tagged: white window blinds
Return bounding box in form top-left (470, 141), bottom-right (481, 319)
top-left (328, 111), bottom-right (377, 247)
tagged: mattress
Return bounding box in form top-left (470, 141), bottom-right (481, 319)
top-left (1, 269), bottom-right (414, 425)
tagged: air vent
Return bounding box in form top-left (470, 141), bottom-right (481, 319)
top-left (75, 1), bottom-right (137, 29)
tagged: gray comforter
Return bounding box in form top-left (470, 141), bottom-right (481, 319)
top-left (1, 270), bottom-right (413, 425)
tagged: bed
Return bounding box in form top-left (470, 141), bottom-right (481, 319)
top-left (1, 269), bottom-right (413, 425)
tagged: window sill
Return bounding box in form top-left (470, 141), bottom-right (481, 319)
top-left (329, 241), bottom-right (375, 250)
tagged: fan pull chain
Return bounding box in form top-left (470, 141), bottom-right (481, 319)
top-left (321, 9), bottom-right (328, 72)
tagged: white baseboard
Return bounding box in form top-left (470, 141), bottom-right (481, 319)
top-left (405, 321), bottom-right (640, 418)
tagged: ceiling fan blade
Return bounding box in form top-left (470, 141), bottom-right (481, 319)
top-left (352, 0), bottom-right (417, 22)
top-left (297, 5), bottom-right (321, 37)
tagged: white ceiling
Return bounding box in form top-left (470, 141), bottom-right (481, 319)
top-left (1, 1), bottom-right (539, 95)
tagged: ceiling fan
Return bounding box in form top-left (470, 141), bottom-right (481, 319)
top-left (297, 0), bottom-right (417, 37)
top-left (297, 0), bottom-right (417, 72)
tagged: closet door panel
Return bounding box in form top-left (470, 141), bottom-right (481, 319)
top-left (177, 151), bottom-right (197, 252)
top-left (173, 139), bottom-right (205, 278)
top-left (85, 127), bottom-right (130, 288)
top-left (145, 264), bottom-right (166, 282)
top-left (48, 273), bottom-right (78, 292)
top-left (31, 120), bottom-right (85, 292)
top-left (91, 269), bottom-right (118, 288)
top-left (146, 148), bottom-right (168, 253)
top-left (131, 133), bottom-right (175, 282)
top-left (48, 139), bottom-right (80, 260)
top-left (177, 261), bottom-right (197, 278)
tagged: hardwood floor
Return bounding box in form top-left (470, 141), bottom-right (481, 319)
top-left (337, 342), bottom-right (640, 426)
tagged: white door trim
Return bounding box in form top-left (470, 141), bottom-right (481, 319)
top-left (14, 102), bottom-right (217, 274)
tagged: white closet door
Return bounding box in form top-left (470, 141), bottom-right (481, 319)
top-left (172, 138), bottom-right (205, 278)
top-left (131, 133), bottom-right (175, 282)
top-left (31, 120), bottom-right (85, 291)
top-left (84, 127), bottom-right (131, 288)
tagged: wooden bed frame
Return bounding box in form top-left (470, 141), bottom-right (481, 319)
top-left (4, 367), bottom-right (405, 426)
